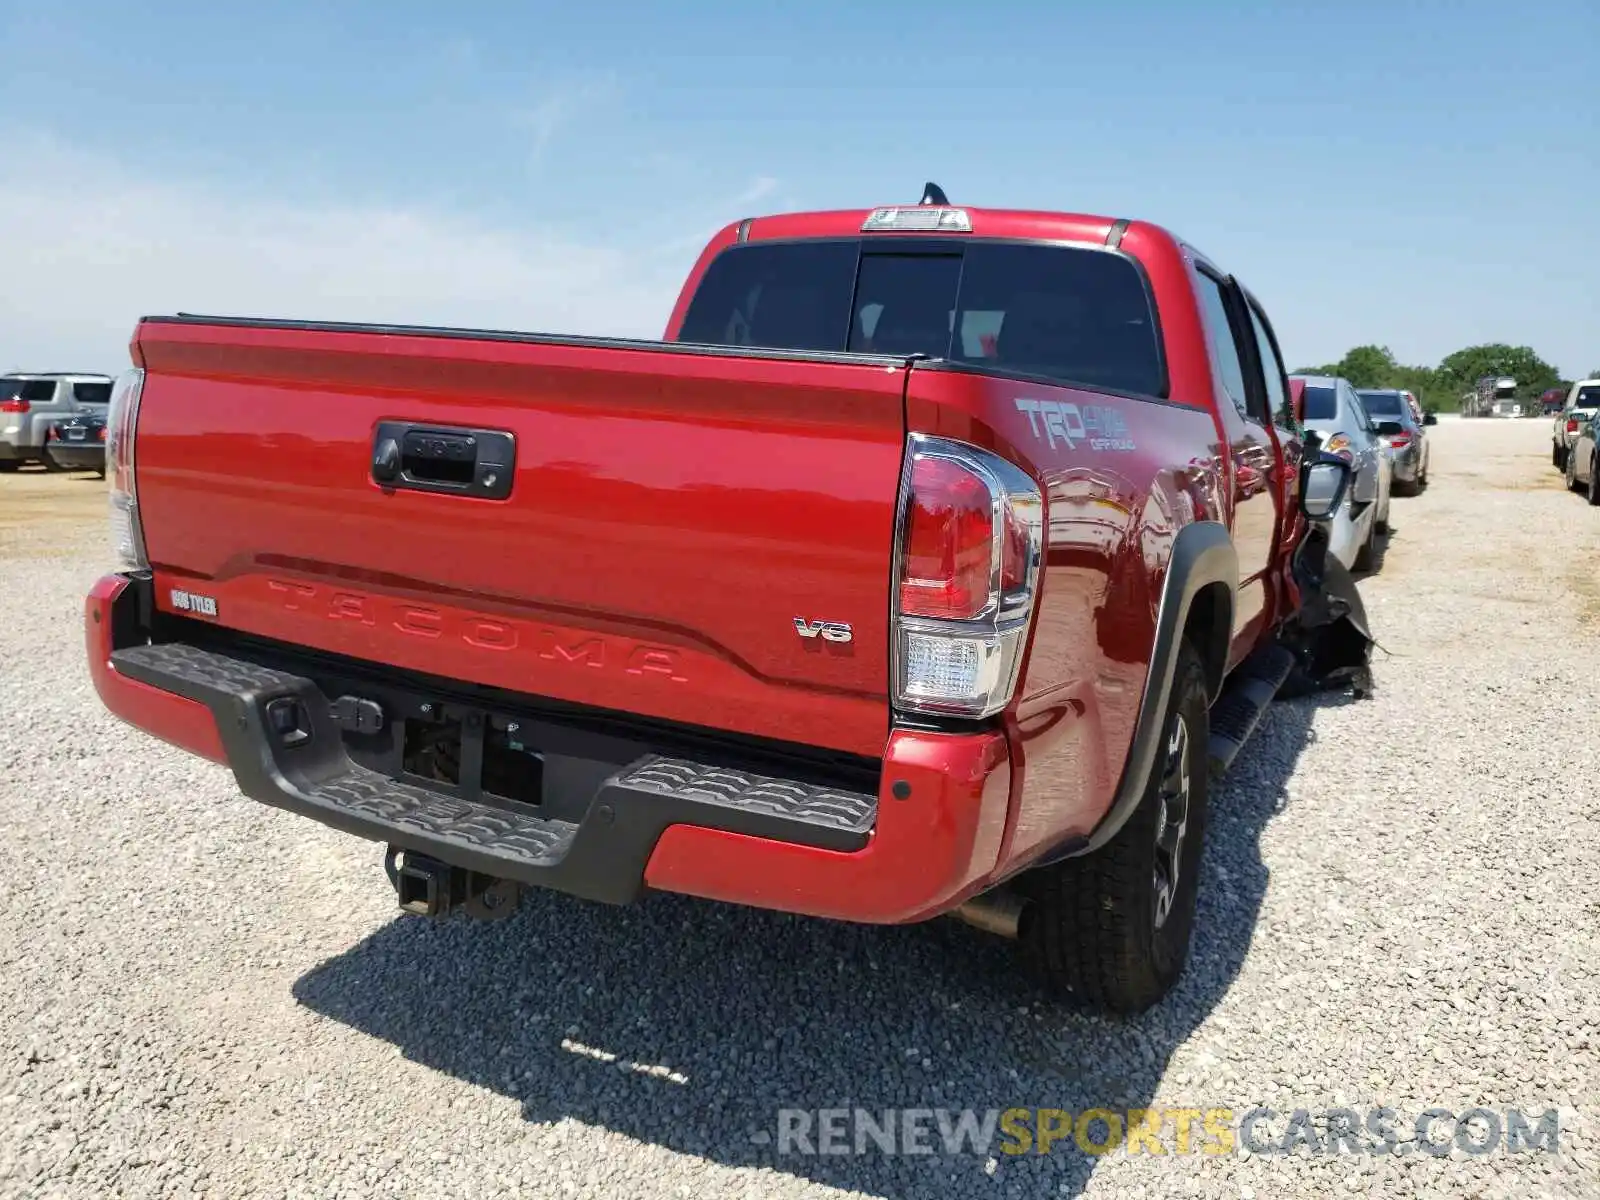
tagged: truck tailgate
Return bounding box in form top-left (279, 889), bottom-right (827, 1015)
top-left (132, 318), bottom-right (910, 758)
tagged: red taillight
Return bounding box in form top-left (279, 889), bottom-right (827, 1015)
top-left (1386, 433), bottom-right (1412, 449)
top-left (97, 426), bottom-right (107, 442)
top-left (0, 399), bottom-right (29, 413)
top-left (1568, 418), bottom-right (1579, 434)
top-left (45, 425), bottom-right (57, 442)
top-left (899, 456), bottom-right (994, 620)
top-left (892, 435), bottom-right (1044, 719)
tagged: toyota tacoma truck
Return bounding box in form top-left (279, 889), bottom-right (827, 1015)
top-left (85, 186), bottom-right (1354, 1013)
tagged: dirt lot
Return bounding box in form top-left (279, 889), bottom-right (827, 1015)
top-left (0, 466), bottom-right (107, 543)
top-left (0, 418), bottom-right (1595, 1199)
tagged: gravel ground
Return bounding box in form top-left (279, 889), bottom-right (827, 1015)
top-left (1, 417), bottom-right (1596, 1199)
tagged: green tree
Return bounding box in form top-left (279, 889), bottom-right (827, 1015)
top-left (1293, 341), bottom-right (1566, 413)
top-left (1290, 346), bottom-right (1396, 386)
top-left (1436, 344), bottom-right (1561, 402)
top-left (1291, 346), bottom-right (1454, 409)
top-left (1336, 345), bottom-right (1400, 389)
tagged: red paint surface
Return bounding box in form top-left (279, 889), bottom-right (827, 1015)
top-left (899, 365), bottom-right (1227, 875)
top-left (85, 574), bottom-right (226, 763)
top-left (644, 728), bottom-right (1009, 923)
top-left (133, 321), bottom-right (911, 759)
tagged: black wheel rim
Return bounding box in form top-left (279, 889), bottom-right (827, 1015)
top-left (1151, 714), bottom-right (1191, 930)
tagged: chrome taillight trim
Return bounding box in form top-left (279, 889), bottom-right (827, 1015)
top-left (890, 434), bottom-right (1045, 719)
top-left (105, 367), bottom-right (150, 574)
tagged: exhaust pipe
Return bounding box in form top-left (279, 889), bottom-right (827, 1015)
top-left (950, 890), bottom-right (1027, 940)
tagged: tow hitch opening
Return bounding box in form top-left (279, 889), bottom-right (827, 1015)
top-left (384, 847), bottom-right (522, 921)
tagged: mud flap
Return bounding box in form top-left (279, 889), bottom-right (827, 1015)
top-left (1275, 525), bottom-right (1375, 699)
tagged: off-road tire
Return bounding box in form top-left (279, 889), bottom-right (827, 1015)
top-left (1018, 641), bottom-right (1210, 1014)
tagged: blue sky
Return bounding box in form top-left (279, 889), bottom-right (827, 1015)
top-left (2, 0), bottom-right (1595, 377)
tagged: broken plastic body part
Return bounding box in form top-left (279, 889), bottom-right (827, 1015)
top-left (1276, 526), bottom-right (1375, 699)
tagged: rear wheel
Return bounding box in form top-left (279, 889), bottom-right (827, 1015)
top-left (1554, 443), bottom-right (1565, 469)
top-left (1018, 641), bottom-right (1209, 1014)
top-left (1567, 448), bottom-right (1582, 493)
top-left (1588, 454), bottom-right (1600, 507)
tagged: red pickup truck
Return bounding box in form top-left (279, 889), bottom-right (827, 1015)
top-left (86, 187), bottom-right (1355, 1012)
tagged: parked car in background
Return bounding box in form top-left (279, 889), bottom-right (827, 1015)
top-left (1358, 387), bottom-right (1434, 495)
top-left (1540, 387), bottom-right (1569, 415)
top-left (1563, 401), bottom-right (1600, 504)
top-left (44, 409), bottom-right (108, 476)
top-left (0, 372), bottom-right (113, 470)
top-left (1552, 378), bottom-right (1600, 471)
top-left (1292, 374), bottom-right (1392, 571)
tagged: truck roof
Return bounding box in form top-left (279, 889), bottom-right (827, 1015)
top-left (737, 205), bottom-right (1129, 246)
top-left (734, 197), bottom-right (1222, 263)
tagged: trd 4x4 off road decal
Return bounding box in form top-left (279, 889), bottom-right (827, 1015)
top-left (1014, 398), bottom-right (1137, 452)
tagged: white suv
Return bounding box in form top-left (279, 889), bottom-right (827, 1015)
top-left (0, 373), bottom-right (114, 470)
top-left (1553, 378), bottom-right (1600, 472)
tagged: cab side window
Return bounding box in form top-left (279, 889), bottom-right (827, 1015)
top-left (1245, 303), bottom-right (1292, 430)
top-left (1193, 270), bottom-right (1251, 419)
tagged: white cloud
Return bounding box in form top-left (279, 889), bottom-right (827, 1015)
top-left (511, 73), bottom-right (622, 161)
top-left (0, 129), bottom-right (746, 374)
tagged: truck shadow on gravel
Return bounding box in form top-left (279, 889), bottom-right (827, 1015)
top-left (293, 694), bottom-right (1349, 1199)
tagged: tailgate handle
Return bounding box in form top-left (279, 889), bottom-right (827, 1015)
top-left (371, 421), bottom-right (516, 500)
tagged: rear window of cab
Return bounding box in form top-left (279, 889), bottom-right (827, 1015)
top-left (678, 239), bottom-right (1166, 399)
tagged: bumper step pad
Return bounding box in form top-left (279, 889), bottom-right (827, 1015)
top-left (110, 641), bottom-right (877, 903)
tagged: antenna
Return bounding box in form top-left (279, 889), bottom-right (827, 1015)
top-left (919, 181), bottom-right (950, 206)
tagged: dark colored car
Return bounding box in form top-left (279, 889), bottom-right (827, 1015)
top-left (1357, 388), bottom-right (1433, 495)
top-left (1541, 387), bottom-right (1568, 415)
top-left (44, 409), bottom-right (108, 476)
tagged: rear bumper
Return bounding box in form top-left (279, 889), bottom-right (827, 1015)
top-left (85, 574), bottom-right (1010, 923)
top-left (45, 442), bottom-right (105, 470)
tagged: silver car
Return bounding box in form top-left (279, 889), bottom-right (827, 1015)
top-left (0, 373), bottom-right (114, 470)
top-left (1291, 374), bottom-right (1393, 572)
